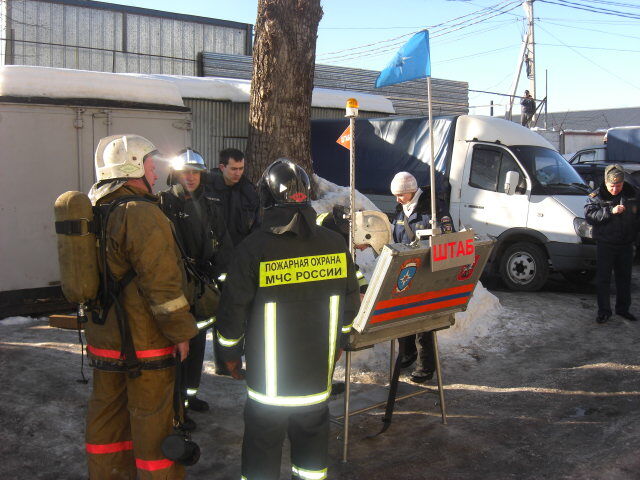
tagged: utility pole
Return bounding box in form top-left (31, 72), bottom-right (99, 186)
top-left (506, 0), bottom-right (536, 123)
top-left (524, 0), bottom-right (536, 123)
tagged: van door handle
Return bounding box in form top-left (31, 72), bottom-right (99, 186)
top-left (466, 204), bottom-right (484, 209)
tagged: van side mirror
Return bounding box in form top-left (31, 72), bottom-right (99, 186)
top-left (504, 171), bottom-right (520, 195)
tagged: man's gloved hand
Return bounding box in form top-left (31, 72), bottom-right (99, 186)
top-left (225, 359), bottom-right (245, 380)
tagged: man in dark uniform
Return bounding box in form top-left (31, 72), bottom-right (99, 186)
top-left (585, 164), bottom-right (639, 323)
top-left (159, 149), bottom-right (234, 415)
top-left (205, 148), bottom-right (260, 246)
top-left (390, 171), bottom-right (454, 383)
top-left (215, 159), bottom-right (360, 480)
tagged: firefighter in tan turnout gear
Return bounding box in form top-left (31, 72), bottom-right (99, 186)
top-left (216, 159), bottom-right (361, 480)
top-left (84, 135), bottom-right (198, 479)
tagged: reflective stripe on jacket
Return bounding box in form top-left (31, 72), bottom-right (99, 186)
top-left (216, 206), bottom-right (360, 407)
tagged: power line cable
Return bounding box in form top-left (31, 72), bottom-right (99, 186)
top-left (319, 2), bottom-right (522, 64)
top-left (539, 0), bottom-right (640, 20)
top-left (317, 0), bottom-right (519, 59)
top-left (542, 18), bottom-right (640, 41)
top-left (539, 42), bottom-right (640, 53)
top-left (536, 24), bottom-right (640, 91)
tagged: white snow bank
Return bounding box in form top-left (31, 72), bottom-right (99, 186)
top-left (0, 66), bottom-right (395, 113)
top-left (0, 65), bottom-right (185, 106)
top-left (311, 174), bottom-right (379, 215)
top-left (439, 282), bottom-right (501, 346)
top-left (140, 74), bottom-right (251, 103)
top-left (149, 74), bottom-right (395, 113)
top-left (0, 316), bottom-right (45, 326)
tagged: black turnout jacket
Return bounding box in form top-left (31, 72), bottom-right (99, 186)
top-left (216, 205), bottom-right (360, 407)
top-left (159, 184), bottom-right (233, 281)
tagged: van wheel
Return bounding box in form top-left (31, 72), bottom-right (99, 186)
top-left (499, 242), bottom-right (548, 291)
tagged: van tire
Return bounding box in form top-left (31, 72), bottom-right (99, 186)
top-left (499, 242), bottom-right (548, 291)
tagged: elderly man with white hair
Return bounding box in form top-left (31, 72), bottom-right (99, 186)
top-left (390, 171), bottom-right (453, 383)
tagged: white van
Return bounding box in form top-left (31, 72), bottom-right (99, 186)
top-left (448, 116), bottom-right (595, 291)
top-left (312, 114), bottom-right (597, 291)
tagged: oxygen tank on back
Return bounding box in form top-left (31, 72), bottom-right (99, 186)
top-left (54, 191), bottom-right (100, 321)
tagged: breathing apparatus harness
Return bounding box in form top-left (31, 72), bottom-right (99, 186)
top-left (56, 194), bottom-right (155, 379)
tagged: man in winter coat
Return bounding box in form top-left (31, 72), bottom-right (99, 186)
top-left (585, 164), bottom-right (640, 323)
top-left (215, 159), bottom-right (360, 480)
top-left (159, 148), bottom-right (234, 416)
top-left (390, 171), bottom-right (454, 383)
top-left (85, 134), bottom-right (198, 480)
top-left (205, 148), bottom-right (260, 246)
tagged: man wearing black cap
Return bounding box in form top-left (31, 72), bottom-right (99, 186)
top-left (585, 164), bottom-right (640, 323)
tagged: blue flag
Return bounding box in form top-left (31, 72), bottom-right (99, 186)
top-left (375, 30), bottom-right (431, 88)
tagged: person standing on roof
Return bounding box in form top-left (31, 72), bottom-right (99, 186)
top-left (85, 134), bottom-right (197, 480)
top-left (520, 90), bottom-right (536, 127)
top-left (215, 159), bottom-right (360, 480)
top-left (205, 148), bottom-right (260, 246)
top-left (159, 148), bottom-right (234, 423)
top-left (390, 171), bottom-right (454, 383)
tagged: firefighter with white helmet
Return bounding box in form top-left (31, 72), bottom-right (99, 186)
top-left (215, 159), bottom-right (360, 480)
top-left (84, 134), bottom-right (197, 479)
top-left (159, 148), bottom-right (234, 425)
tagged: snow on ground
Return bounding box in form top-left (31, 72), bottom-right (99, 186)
top-left (0, 316), bottom-right (45, 326)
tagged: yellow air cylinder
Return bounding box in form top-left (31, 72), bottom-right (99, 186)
top-left (54, 191), bottom-right (100, 305)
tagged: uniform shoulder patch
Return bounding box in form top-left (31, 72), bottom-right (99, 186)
top-left (588, 191), bottom-right (597, 198)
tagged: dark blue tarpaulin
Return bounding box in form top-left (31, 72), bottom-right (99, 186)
top-left (607, 126), bottom-right (640, 163)
top-left (311, 115), bottom-right (458, 195)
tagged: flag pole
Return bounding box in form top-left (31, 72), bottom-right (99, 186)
top-left (427, 75), bottom-right (438, 236)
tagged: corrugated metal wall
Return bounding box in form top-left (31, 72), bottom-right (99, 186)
top-left (202, 53), bottom-right (469, 117)
top-left (3, 0), bottom-right (251, 74)
top-left (185, 99), bottom-right (384, 168)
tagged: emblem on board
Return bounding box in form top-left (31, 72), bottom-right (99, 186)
top-left (393, 258), bottom-right (421, 294)
top-left (457, 254), bottom-right (480, 281)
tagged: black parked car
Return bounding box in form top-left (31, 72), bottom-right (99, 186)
top-left (568, 127), bottom-right (640, 189)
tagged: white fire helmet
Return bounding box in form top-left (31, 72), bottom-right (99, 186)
top-left (354, 210), bottom-right (392, 255)
top-left (95, 134), bottom-right (157, 181)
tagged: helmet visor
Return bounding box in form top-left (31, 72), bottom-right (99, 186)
top-left (143, 149), bottom-right (170, 165)
top-left (170, 149), bottom-right (207, 171)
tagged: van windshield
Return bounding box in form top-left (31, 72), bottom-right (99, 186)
top-left (510, 145), bottom-right (589, 194)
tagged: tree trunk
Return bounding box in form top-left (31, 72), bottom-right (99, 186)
top-left (246, 0), bottom-right (323, 183)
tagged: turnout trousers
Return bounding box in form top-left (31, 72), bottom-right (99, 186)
top-left (182, 328), bottom-right (206, 397)
top-left (242, 398), bottom-right (329, 480)
top-left (86, 368), bottom-right (184, 480)
top-left (596, 241), bottom-right (634, 316)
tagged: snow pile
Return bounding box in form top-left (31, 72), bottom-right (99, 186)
top-left (0, 65), bottom-right (185, 106)
top-left (311, 174), bottom-right (379, 214)
top-left (140, 74), bottom-right (251, 103)
top-left (148, 75), bottom-right (395, 113)
top-left (439, 282), bottom-right (502, 346)
top-left (0, 66), bottom-right (395, 113)
top-left (0, 316), bottom-right (45, 326)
